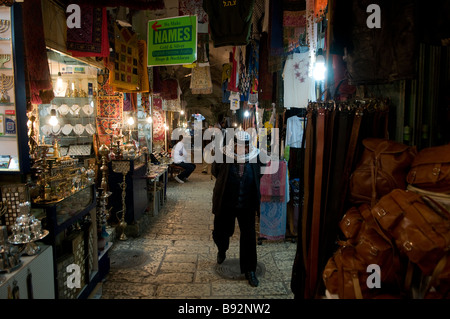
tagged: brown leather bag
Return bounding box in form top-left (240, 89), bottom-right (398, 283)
top-left (349, 138), bottom-right (417, 206)
top-left (339, 206), bottom-right (364, 242)
top-left (323, 244), bottom-right (370, 299)
top-left (371, 189), bottom-right (450, 275)
top-left (339, 204), bottom-right (405, 287)
top-left (406, 143), bottom-right (450, 194)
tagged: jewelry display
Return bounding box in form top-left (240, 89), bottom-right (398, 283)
top-left (8, 202), bottom-right (48, 256)
top-left (111, 160), bottom-right (130, 241)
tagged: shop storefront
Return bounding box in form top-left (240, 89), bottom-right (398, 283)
top-left (0, 0), bottom-right (449, 302)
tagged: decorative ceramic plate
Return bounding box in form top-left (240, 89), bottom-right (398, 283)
top-left (85, 123), bottom-right (95, 135)
top-left (41, 124), bottom-right (51, 136)
top-left (70, 104), bottom-right (81, 115)
top-left (58, 104), bottom-right (70, 116)
top-left (82, 104), bottom-right (94, 115)
top-left (52, 124), bottom-right (61, 135)
top-left (62, 124), bottom-right (73, 135)
top-left (73, 123), bottom-right (84, 135)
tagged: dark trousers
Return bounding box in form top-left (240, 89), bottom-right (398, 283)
top-left (176, 162), bottom-right (196, 179)
top-left (212, 207), bottom-right (257, 273)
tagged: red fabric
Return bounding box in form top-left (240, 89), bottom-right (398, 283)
top-left (23, 0), bottom-right (54, 104)
top-left (227, 47), bottom-right (239, 92)
top-left (67, 6), bottom-right (109, 58)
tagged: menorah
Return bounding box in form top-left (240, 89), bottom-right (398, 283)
top-left (0, 54), bottom-right (10, 69)
top-left (0, 73), bottom-right (13, 103)
top-left (0, 20), bottom-right (10, 34)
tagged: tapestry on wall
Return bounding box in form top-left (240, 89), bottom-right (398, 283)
top-left (152, 97), bottom-right (165, 145)
top-left (96, 94), bottom-right (123, 146)
top-left (66, 5), bottom-right (109, 57)
top-left (109, 24), bottom-right (140, 92)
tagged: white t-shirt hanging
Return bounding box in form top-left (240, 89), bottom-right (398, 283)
top-left (229, 91), bottom-right (240, 111)
top-left (286, 116), bottom-right (306, 148)
top-left (282, 52), bottom-right (316, 109)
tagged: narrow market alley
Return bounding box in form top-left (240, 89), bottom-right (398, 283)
top-left (101, 167), bottom-right (297, 299)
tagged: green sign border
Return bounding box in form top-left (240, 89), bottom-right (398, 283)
top-left (147, 15), bottom-right (198, 67)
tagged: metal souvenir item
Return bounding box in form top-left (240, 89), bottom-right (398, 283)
top-left (0, 19), bottom-right (10, 33)
top-left (0, 54), bottom-right (10, 68)
top-left (111, 161), bottom-right (130, 241)
top-left (0, 73), bottom-right (13, 103)
top-left (8, 202), bottom-right (48, 255)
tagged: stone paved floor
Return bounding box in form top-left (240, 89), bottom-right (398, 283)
top-left (101, 167), bottom-right (297, 299)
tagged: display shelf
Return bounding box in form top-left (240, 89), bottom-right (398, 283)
top-left (32, 184), bottom-right (99, 299)
top-left (0, 3), bottom-right (31, 175)
top-left (0, 244), bottom-right (55, 299)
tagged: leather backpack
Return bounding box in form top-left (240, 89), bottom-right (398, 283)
top-left (406, 143), bottom-right (450, 194)
top-left (349, 138), bottom-right (417, 206)
top-left (371, 189), bottom-right (450, 276)
top-left (322, 244), bottom-right (371, 299)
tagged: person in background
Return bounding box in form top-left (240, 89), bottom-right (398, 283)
top-left (211, 130), bottom-right (262, 287)
top-left (171, 135), bottom-right (196, 184)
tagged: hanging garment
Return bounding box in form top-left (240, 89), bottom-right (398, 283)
top-left (260, 160), bottom-right (287, 202)
top-left (283, 10), bottom-right (307, 52)
top-left (286, 115), bottom-right (307, 148)
top-left (66, 5), bottom-right (109, 58)
top-left (259, 161), bottom-right (289, 241)
top-left (227, 47), bottom-right (240, 93)
top-left (282, 52), bottom-right (316, 109)
top-left (222, 63), bottom-right (232, 103)
top-left (229, 91), bottom-right (240, 112)
top-left (190, 64), bottom-right (213, 94)
top-left (179, 0), bottom-right (209, 24)
top-left (23, 0), bottom-right (54, 104)
top-left (203, 0), bottom-right (255, 47)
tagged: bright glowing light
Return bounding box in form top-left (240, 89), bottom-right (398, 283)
top-left (313, 54), bottom-right (326, 81)
top-left (49, 109), bottom-right (58, 126)
top-left (49, 115), bottom-right (58, 126)
top-left (164, 124), bottom-right (169, 130)
top-left (244, 111), bottom-right (250, 117)
top-left (147, 116), bottom-right (152, 123)
top-left (233, 122), bottom-right (238, 127)
top-left (127, 117), bottom-right (135, 125)
top-left (180, 110), bottom-right (185, 115)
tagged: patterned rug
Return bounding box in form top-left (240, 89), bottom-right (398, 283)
top-left (96, 95), bottom-right (123, 145)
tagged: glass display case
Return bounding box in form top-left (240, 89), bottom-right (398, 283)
top-left (38, 53), bottom-right (98, 159)
top-left (31, 184), bottom-right (98, 299)
top-left (0, 4), bottom-right (30, 175)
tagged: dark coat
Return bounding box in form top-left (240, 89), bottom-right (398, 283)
top-left (211, 158), bottom-right (262, 217)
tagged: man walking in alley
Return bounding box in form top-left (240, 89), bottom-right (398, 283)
top-left (172, 135), bottom-right (196, 183)
top-left (211, 130), bottom-right (262, 287)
